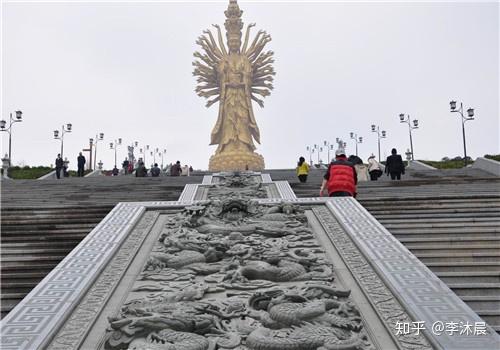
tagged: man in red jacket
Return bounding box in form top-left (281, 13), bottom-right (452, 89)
top-left (320, 149), bottom-right (358, 197)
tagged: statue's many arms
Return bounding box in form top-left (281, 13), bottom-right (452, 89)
top-left (193, 0), bottom-right (275, 171)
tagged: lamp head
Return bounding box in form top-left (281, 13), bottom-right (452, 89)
top-left (450, 100), bottom-right (457, 111)
top-left (413, 119), bottom-right (419, 127)
top-left (371, 125), bottom-right (376, 132)
top-left (15, 110), bottom-right (23, 120)
top-left (134, 141), bottom-right (138, 147)
top-left (359, 136), bottom-right (363, 143)
top-left (99, 133), bottom-right (104, 140)
top-left (0, 120), bottom-right (6, 129)
top-left (118, 138), bottom-right (122, 145)
top-left (109, 142), bottom-right (113, 149)
top-left (381, 130), bottom-right (387, 138)
top-left (399, 113), bottom-right (405, 122)
top-left (53, 130), bottom-right (59, 138)
top-left (350, 132), bottom-right (354, 139)
top-left (89, 138), bottom-right (94, 144)
top-left (66, 123), bottom-right (72, 131)
top-left (467, 108), bottom-right (474, 118)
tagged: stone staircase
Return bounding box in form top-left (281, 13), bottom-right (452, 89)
top-left (361, 196), bottom-right (500, 332)
top-left (0, 206), bottom-right (112, 317)
top-left (2, 168), bottom-right (499, 333)
top-left (276, 167), bottom-right (500, 333)
top-left (0, 176), bottom-right (201, 318)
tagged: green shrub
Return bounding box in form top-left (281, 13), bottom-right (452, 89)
top-left (484, 154), bottom-right (500, 162)
top-left (418, 159), bottom-right (472, 169)
top-left (7, 166), bottom-right (53, 179)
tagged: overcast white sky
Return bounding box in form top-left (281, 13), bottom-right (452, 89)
top-left (1, 0), bottom-right (498, 170)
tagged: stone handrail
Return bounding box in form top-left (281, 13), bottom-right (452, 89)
top-left (472, 157), bottom-right (500, 176)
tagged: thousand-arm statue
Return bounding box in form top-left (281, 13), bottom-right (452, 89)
top-left (193, 0), bottom-right (275, 171)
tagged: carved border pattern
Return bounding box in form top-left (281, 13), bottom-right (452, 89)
top-left (326, 198), bottom-right (500, 350)
top-left (313, 206), bottom-right (433, 350)
top-left (0, 202), bottom-right (145, 350)
top-left (46, 211), bottom-right (160, 350)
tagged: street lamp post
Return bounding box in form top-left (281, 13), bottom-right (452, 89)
top-left (306, 146), bottom-right (314, 166)
top-left (399, 114), bottom-right (419, 161)
top-left (53, 123), bottom-right (72, 160)
top-left (89, 132), bottom-right (104, 171)
top-left (110, 138), bottom-right (122, 168)
top-left (371, 125), bottom-right (386, 162)
top-left (323, 141), bottom-right (335, 163)
top-left (349, 132), bottom-right (363, 157)
top-left (0, 110), bottom-right (23, 166)
top-left (144, 145), bottom-right (150, 166)
top-left (313, 144), bottom-right (323, 165)
top-left (139, 148), bottom-right (144, 164)
top-left (161, 149), bottom-right (166, 169)
top-left (335, 138), bottom-right (347, 152)
top-left (128, 141), bottom-right (139, 167)
top-left (450, 100), bottom-right (475, 166)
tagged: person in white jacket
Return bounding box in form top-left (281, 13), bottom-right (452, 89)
top-left (367, 154), bottom-right (383, 181)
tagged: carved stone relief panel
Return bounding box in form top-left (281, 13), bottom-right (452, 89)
top-left (101, 199), bottom-right (376, 350)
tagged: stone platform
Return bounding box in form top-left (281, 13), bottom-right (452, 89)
top-left (1, 172), bottom-right (498, 350)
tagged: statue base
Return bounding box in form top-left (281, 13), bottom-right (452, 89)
top-left (209, 150), bottom-right (265, 172)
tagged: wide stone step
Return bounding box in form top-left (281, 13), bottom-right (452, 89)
top-left (1, 262), bottom-right (58, 272)
top-left (414, 252), bottom-right (500, 263)
top-left (398, 236), bottom-right (500, 244)
top-left (1, 247), bottom-right (78, 255)
top-left (1, 281), bottom-right (46, 290)
top-left (0, 240), bottom-right (82, 249)
top-left (1, 271), bottom-right (50, 281)
top-left (388, 227), bottom-right (500, 234)
top-left (435, 271), bottom-right (500, 283)
top-left (382, 221), bottom-right (500, 229)
top-left (407, 245), bottom-right (500, 255)
top-left (1, 255), bottom-right (67, 264)
top-left (460, 295), bottom-right (500, 309)
top-left (447, 283), bottom-right (500, 297)
top-left (373, 212), bottom-right (500, 220)
top-left (393, 231), bottom-right (500, 240)
top-left (474, 313), bottom-right (500, 331)
top-left (1, 208), bottom-right (110, 217)
top-left (1, 216), bottom-right (107, 225)
top-left (377, 217), bottom-right (500, 225)
top-left (425, 261), bottom-right (500, 273)
top-left (365, 205), bottom-right (500, 213)
top-left (2, 222), bottom-right (101, 231)
top-left (0, 233), bottom-right (88, 243)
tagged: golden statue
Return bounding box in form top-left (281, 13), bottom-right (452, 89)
top-left (193, 0), bottom-right (275, 171)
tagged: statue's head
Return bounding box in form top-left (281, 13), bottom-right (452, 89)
top-left (224, 0), bottom-right (243, 53)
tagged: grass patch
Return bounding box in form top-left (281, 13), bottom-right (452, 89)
top-left (484, 154), bottom-right (500, 162)
top-left (7, 166), bottom-right (53, 179)
top-left (418, 159), bottom-right (472, 169)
